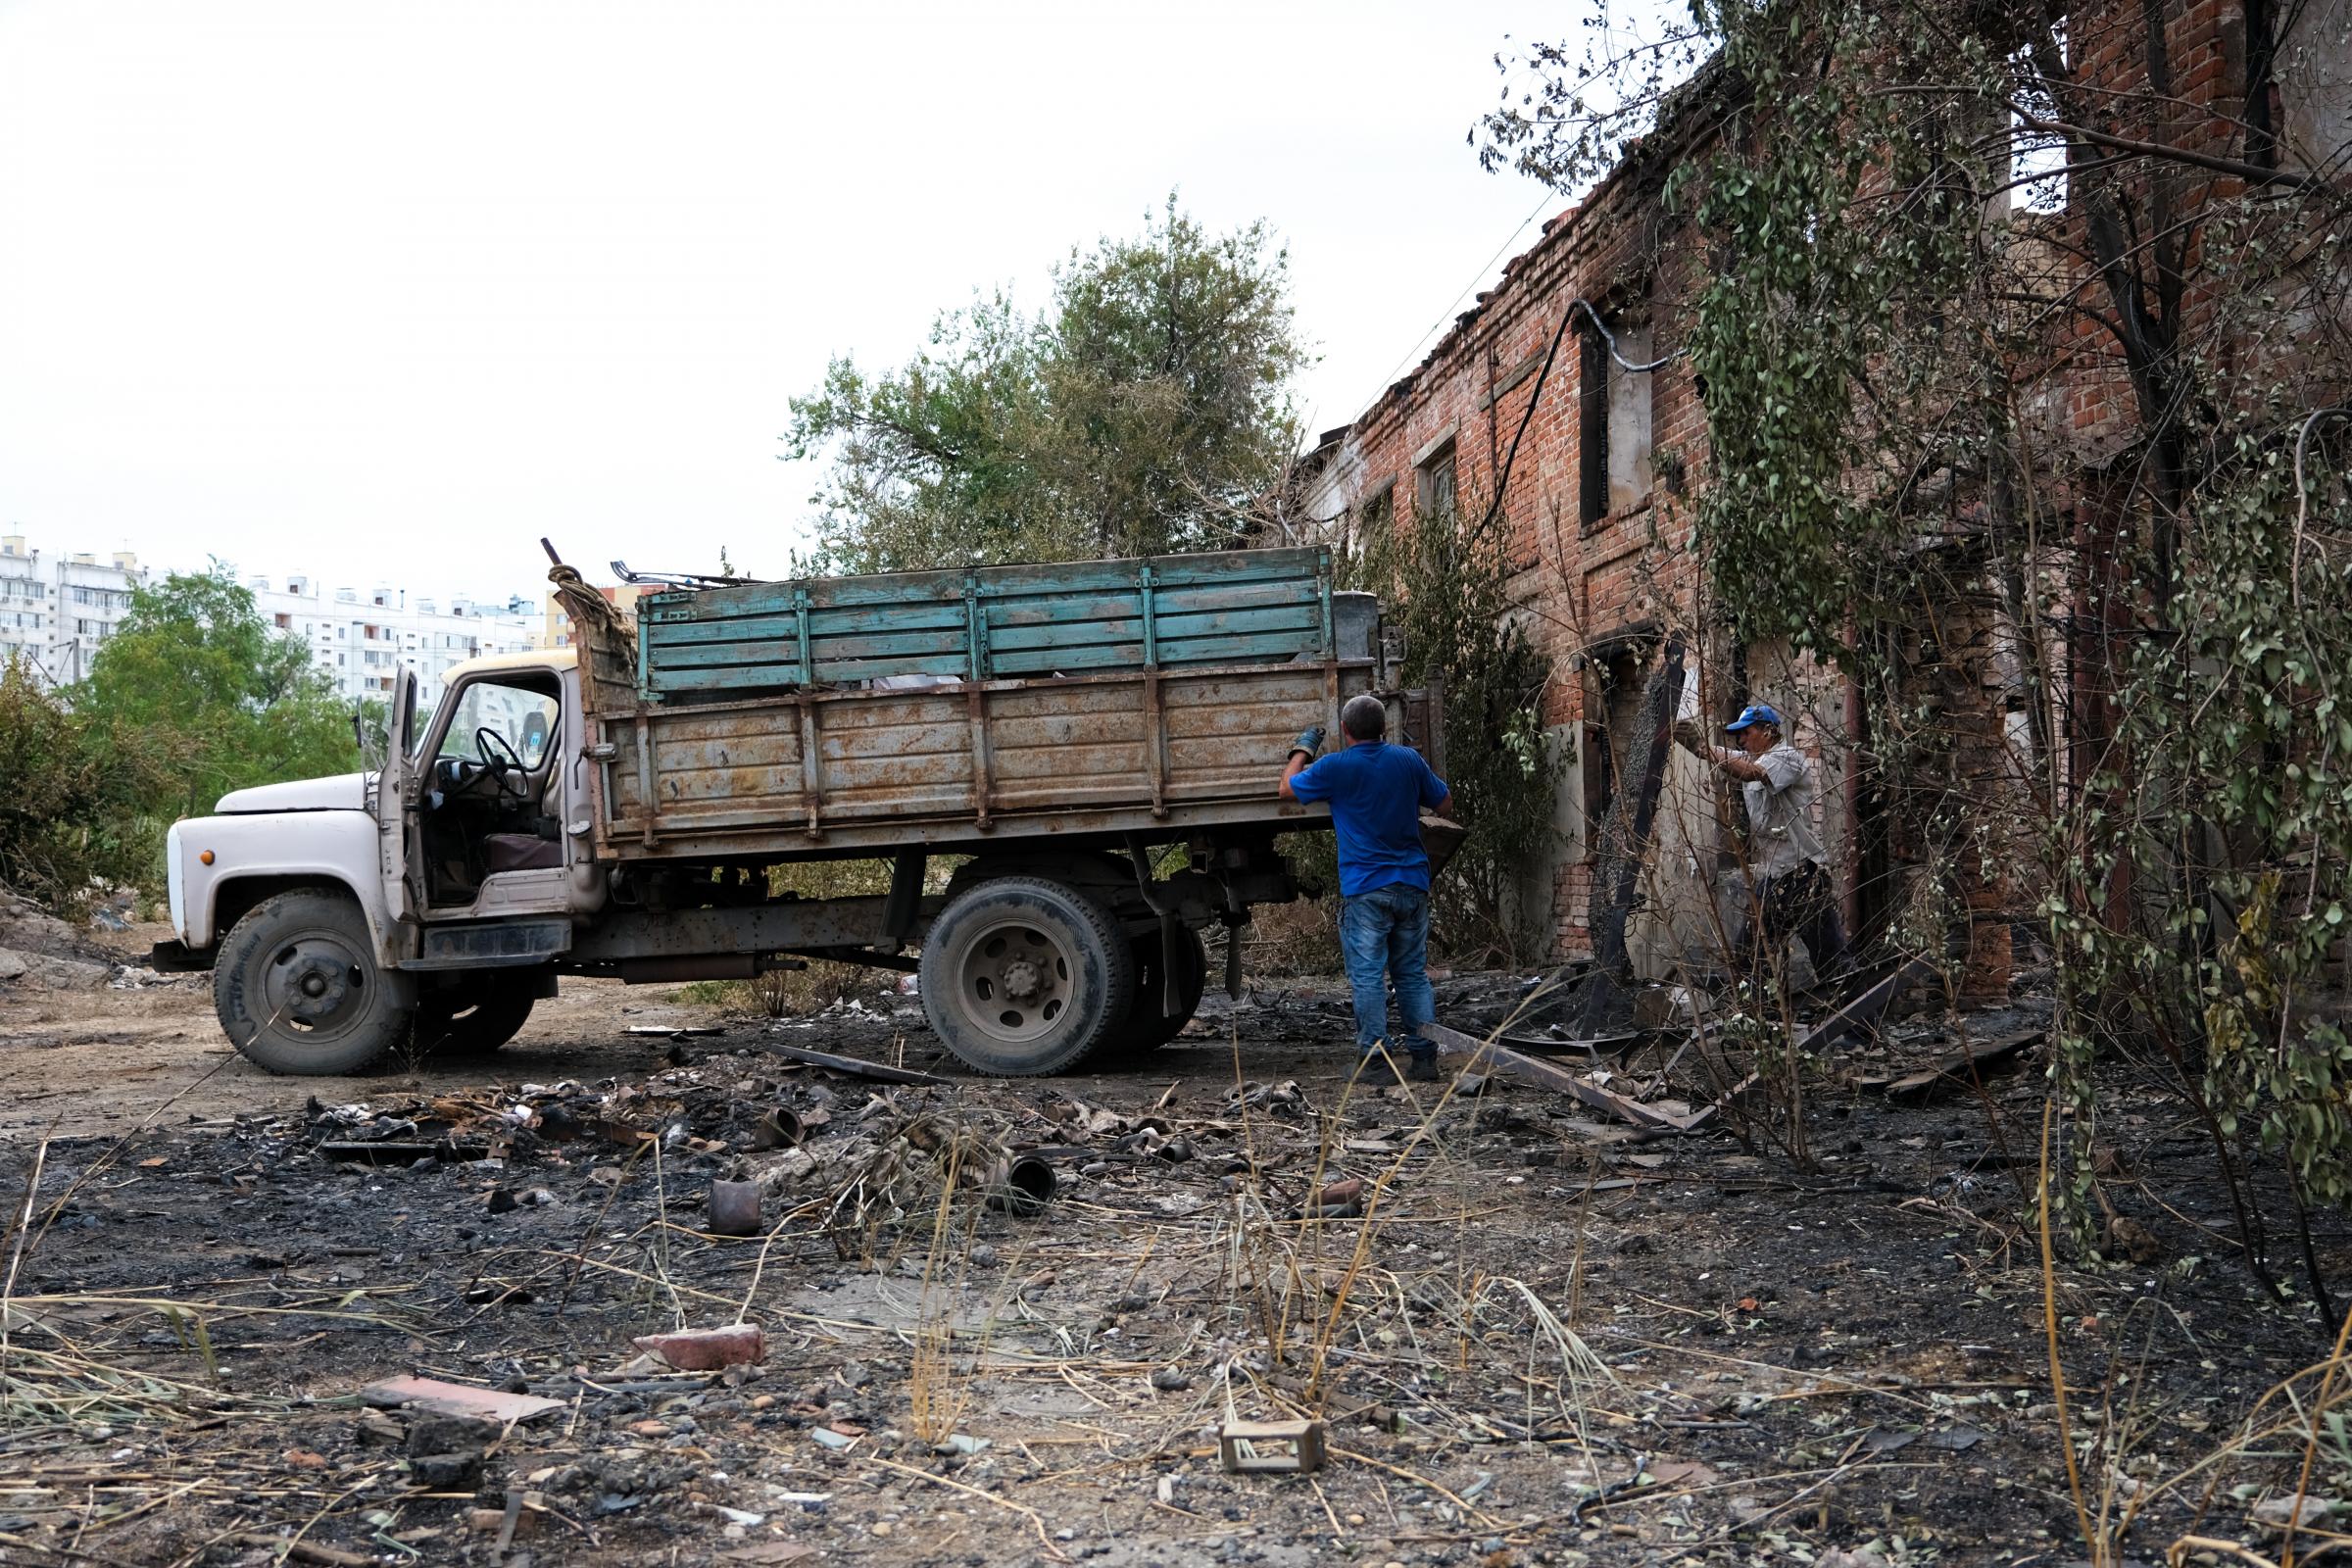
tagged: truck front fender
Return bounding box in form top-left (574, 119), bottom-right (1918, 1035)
top-left (169, 812), bottom-right (401, 965)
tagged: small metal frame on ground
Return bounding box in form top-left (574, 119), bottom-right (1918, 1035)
top-left (1217, 1418), bottom-right (1327, 1475)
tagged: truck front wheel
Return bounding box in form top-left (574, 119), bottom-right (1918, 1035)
top-left (214, 891), bottom-right (414, 1075)
top-left (918, 876), bottom-right (1135, 1076)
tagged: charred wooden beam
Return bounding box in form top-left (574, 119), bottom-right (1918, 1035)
top-left (1575, 635), bottom-right (1687, 1037)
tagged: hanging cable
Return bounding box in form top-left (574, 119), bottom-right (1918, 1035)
top-left (1474, 297), bottom-right (1684, 538)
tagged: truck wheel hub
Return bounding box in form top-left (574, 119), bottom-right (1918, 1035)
top-left (270, 942), bottom-right (358, 1027)
top-left (955, 921), bottom-right (1071, 1042)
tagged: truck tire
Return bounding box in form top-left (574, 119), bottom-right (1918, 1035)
top-left (416, 984), bottom-right (537, 1055)
top-left (214, 890), bottom-right (414, 1075)
top-left (1111, 926), bottom-right (1208, 1056)
top-left (918, 876), bottom-right (1135, 1076)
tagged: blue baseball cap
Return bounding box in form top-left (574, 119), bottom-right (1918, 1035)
top-left (1724, 704), bottom-right (1782, 733)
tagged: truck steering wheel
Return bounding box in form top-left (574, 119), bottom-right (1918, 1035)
top-left (476, 726), bottom-right (526, 795)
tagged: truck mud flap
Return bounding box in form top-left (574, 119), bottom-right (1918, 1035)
top-left (147, 939), bottom-right (215, 973)
top-left (408, 918), bottom-right (571, 970)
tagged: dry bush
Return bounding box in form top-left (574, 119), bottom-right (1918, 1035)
top-left (745, 959), bottom-right (871, 1018)
top-left (1240, 898), bottom-right (1340, 978)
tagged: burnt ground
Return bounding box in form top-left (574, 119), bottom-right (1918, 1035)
top-left (1, 956), bottom-right (2348, 1568)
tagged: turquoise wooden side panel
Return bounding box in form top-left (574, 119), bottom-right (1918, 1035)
top-left (636, 546), bottom-right (1335, 700)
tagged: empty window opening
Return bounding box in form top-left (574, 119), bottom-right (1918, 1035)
top-left (1415, 440), bottom-right (1457, 522)
top-left (1581, 314), bottom-right (1654, 530)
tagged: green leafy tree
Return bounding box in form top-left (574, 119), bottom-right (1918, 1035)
top-left (75, 568), bottom-right (362, 823)
top-left (0, 655), bottom-right (163, 906)
top-left (785, 196), bottom-right (1308, 571)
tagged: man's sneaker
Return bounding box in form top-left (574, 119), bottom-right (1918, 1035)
top-left (1352, 1046), bottom-right (1407, 1085)
top-left (1404, 1051), bottom-right (1443, 1083)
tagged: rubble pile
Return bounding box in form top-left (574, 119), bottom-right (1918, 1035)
top-left (0, 974), bottom-right (2320, 1566)
top-left (0, 879), bottom-right (122, 989)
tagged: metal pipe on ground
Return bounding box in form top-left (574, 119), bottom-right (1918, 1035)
top-left (752, 1107), bottom-right (806, 1150)
top-left (984, 1154), bottom-right (1055, 1217)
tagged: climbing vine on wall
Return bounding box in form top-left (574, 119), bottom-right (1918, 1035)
top-left (1669, 3), bottom-right (1985, 663)
top-left (1345, 489), bottom-right (1556, 965)
top-left (2066, 413), bottom-right (2352, 1218)
top-left (1487, 0), bottom-right (2352, 1277)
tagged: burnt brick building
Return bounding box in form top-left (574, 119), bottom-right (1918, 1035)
top-left (1297, 0), bottom-right (2350, 992)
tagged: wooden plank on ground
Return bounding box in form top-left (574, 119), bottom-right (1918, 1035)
top-left (1792, 957), bottom-right (1936, 1053)
top-left (760, 1041), bottom-right (954, 1087)
top-left (1425, 1023), bottom-right (1684, 1129)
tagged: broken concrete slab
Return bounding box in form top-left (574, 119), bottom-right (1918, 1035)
top-left (0, 946), bottom-right (111, 990)
top-left (357, 1375), bottom-right (565, 1425)
top-left (1217, 1417), bottom-right (1327, 1474)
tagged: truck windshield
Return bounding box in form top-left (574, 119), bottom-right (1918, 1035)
top-left (433, 678), bottom-right (560, 768)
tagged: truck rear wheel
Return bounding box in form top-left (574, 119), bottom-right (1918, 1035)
top-left (1112, 926), bottom-right (1208, 1055)
top-left (416, 983), bottom-right (537, 1054)
top-left (918, 876), bottom-right (1135, 1076)
top-left (214, 891), bottom-right (414, 1075)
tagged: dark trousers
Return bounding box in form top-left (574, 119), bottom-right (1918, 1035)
top-left (1741, 860), bottom-right (1849, 987)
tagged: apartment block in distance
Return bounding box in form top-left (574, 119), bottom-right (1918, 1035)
top-left (0, 532), bottom-right (147, 685)
top-left (242, 574), bottom-right (540, 703)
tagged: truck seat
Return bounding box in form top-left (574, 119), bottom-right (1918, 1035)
top-left (483, 833), bottom-right (564, 872)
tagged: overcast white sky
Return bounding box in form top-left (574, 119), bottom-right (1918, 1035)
top-left (0, 1), bottom-right (1618, 603)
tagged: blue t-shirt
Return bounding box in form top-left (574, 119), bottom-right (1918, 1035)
top-left (1287, 741), bottom-right (1450, 898)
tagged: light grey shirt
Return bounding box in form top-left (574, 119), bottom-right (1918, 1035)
top-left (1735, 741), bottom-right (1828, 879)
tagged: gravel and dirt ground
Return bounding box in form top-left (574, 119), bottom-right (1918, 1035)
top-left (2, 935), bottom-right (2347, 1568)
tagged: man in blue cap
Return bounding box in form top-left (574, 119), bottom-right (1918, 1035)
top-left (1280, 693), bottom-right (1452, 1082)
top-left (1677, 703), bottom-right (1849, 989)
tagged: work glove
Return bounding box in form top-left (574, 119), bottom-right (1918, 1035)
top-left (1671, 719), bottom-right (1708, 756)
top-left (1291, 724), bottom-right (1326, 759)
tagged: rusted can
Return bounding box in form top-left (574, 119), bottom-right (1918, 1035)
top-left (708, 1179), bottom-right (761, 1237)
top-left (751, 1106), bottom-right (806, 1150)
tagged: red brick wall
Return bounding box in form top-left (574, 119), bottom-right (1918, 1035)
top-left (1334, 135), bottom-right (1726, 962)
top-left (1320, 0), bottom-right (2307, 978)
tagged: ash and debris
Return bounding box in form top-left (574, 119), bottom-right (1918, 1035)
top-left (0, 975), bottom-right (2339, 1566)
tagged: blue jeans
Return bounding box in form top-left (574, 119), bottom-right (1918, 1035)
top-left (1339, 885), bottom-right (1436, 1058)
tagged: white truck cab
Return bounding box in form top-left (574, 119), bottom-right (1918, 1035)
top-left (160, 650), bottom-right (595, 1073)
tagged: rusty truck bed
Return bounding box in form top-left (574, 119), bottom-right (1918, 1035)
top-left (553, 547), bottom-right (1379, 862)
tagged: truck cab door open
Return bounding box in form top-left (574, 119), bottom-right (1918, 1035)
top-left (373, 667), bottom-right (425, 958)
top-left (412, 667), bottom-right (574, 921)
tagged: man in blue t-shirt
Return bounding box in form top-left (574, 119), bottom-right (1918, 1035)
top-left (1280, 693), bottom-right (1453, 1082)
